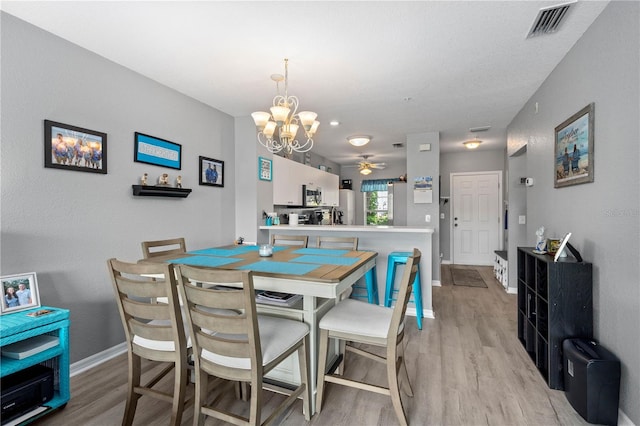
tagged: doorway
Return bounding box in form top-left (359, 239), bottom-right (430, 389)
top-left (451, 171), bottom-right (503, 265)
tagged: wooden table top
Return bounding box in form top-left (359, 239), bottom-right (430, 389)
top-left (140, 245), bottom-right (377, 284)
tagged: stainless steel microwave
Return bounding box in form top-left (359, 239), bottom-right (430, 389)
top-left (302, 185), bottom-right (322, 207)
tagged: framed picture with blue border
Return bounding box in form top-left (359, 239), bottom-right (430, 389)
top-left (134, 132), bottom-right (182, 170)
top-left (258, 157), bottom-right (272, 181)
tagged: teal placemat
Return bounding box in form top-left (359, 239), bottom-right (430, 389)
top-left (291, 255), bottom-right (358, 266)
top-left (168, 255), bottom-right (240, 267)
top-left (189, 246), bottom-right (287, 257)
top-left (238, 261), bottom-right (320, 275)
top-left (292, 248), bottom-right (350, 256)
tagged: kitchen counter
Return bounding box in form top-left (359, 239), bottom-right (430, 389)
top-left (259, 224), bottom-right (435, 319)
top-left (259, 225), bottom-right (434, 233)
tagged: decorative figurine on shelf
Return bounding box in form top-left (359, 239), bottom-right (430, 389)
top-left (141, 173), bottom-right (148, 186)
top-left (158, 173), bottom-right (169, 186)
top-left (533, 226), bottom-right (547, 254)
top-left (176, 175), bottom-right (182, 188)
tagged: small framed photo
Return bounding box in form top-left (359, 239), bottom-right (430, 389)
top-left (45, 120), bottom-right (107, 174)
top-left (134, 132), bottom-right (182, 170)
top-left (1, 272), bottom-right (40, 315)
top-left (259, 157), bottom-right (272, 181)
top-left (554, 103), bottom-right (594, 188)
top-left (199, 156), bottom-right (224, 187)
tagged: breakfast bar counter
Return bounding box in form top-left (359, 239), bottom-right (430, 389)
top-left (259, 225), bottom-right (435, 319)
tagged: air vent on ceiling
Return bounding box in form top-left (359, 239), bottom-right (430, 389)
top-left (469, 126), bottom-right (491, 133)
top-left (526, 1), bottom-right (575, 38)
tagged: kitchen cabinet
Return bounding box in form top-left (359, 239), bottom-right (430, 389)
top-left (273, 155), bottom-right (303, 206)
top-left (273, 156), bottom-right (339, 207)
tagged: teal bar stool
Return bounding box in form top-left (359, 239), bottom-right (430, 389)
top-left (351, 265), bottom-right (379, 304)
top-left (385, 251), bottom-right (423, 329)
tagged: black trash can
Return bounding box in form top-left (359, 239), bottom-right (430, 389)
top-left (563, 338), bottom-right (621, 426)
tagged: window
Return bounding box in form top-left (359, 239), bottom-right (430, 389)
top-left (365, 186), bottom-right (393, 225)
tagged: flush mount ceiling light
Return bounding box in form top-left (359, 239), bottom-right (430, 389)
top-left (463, 138), bottom-right (482, 149)
top-left (348, 135), bottom-right (371, 147)
top-left (360, 166), bottom-right (372, 175)
top-left (251, 58), bottom-right (319, 154)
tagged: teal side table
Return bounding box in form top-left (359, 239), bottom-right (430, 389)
top-left (1, 306), bottom-right (70, 423)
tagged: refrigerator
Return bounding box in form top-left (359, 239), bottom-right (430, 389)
top-left (339, 189), bottom-right (355, 225)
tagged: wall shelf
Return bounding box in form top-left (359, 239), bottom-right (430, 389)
top-left (132, 185), bottom-right (192, 198)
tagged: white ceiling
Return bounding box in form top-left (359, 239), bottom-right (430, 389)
top-left (1, 1), bottom-right (609, 165)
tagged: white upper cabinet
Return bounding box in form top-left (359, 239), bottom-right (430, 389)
top-left (272, 156), bottom-right (339, 206)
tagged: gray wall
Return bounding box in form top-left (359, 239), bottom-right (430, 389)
top-left (439, 149), bottom-right (506, 261)
top-left (506, 2), bottom-right (639, 422)
top-left (406, 132), bottom-right (440, 281)
top-left (0, 13), bottom-right (236, 362)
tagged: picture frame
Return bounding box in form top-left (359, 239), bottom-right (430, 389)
top-left (258, 157), bottom-right (272, 181)
top-left (134, 132), bottom-right (182, 170)
top-left (1, 272), bottom-right (41, 315)
top-left (44, 120), bottom-right (107, 174)
top-left (199, 156), bottom-right (224, 187)
top-left (554, 103), bottom-right (594, 188)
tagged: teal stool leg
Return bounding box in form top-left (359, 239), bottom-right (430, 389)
top-left (364, 265), bottom-right (379, 304)
top-left (384, 256), bottom-right (397, 307)
top-left (413, 266), bottom-right (423, 330)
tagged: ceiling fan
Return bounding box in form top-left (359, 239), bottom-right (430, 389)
top-left (344, 155), bottom-right (386, 175)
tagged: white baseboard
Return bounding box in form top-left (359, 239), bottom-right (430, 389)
top-left (432, 279), bottom-right (442, 287)
top-left (618, 409), bottom-right (635, 426)
top-left (406, 306), bottom-right (435, 319)
top-left (506, 287), bottom-right (518, 294)
top-left (441, 259), bottom-right (452, 265)
top-left (70, 342), bottom-right (127, 377)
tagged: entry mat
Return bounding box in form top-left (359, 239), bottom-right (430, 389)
top-left (167, 255), bottom-right (240, 268)
top-left (451, 268), bottom-right (488, 288)
top-left (292, 248), bottom-right (350, 256)
top-left (291, 255), bottom-right (358, 266)
top-left (237, 261), bottom-right (320, 275)
top-left (189, 246), bottom-right (287, 257)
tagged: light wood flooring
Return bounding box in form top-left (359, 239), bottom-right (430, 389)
top-left (35, 265), bottom-right (588, 425)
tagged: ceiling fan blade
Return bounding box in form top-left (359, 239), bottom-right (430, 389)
top-left (371, 163), bottom-right (386, 169)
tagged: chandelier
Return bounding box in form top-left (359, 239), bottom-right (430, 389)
top-left (251, 59), bottom-right (319, 154)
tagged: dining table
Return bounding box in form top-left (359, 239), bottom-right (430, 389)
top-left (139, 244), bottom-right (378, 414)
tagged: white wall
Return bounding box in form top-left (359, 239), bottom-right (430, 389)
top-left (507, 2), bottom-right (639, 422)
top-left (0, 13), bottom-right (236, 362)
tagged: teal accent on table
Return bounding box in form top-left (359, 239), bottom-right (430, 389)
top-left (238, 261), bottom-right (320, 275)
top-left (168, 255), bottom-right (240, 267)
top-left (291, 255), bottom-right (358, 266)
top-left (189, 246), bottom-right (286, 257)
top-left (0, 306), bottom-right (70, 422)
top-left (292, 248), bottom-right (350, 256)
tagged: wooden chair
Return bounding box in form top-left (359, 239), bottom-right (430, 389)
top-left (316, 248), bottom-right (421, 426)
top-left (141, 238), bottom-right (187, 259)
top-left (107, 258), bottom-right (190, 426)
top-left (175, 265), bottom-right (312, 426)
top-left (316, 236), bottom-right (358, 250)
top-left (270, 234), bottom-right (308, 248)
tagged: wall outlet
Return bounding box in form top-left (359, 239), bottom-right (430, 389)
top-left (440, 213), bottom-right (445, 219)
top-left (425, 214), bottom-right (431, 223)
top-left (519, 215), bottom-right (526, 225)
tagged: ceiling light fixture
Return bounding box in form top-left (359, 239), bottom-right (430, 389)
top-left (251, 59), bottom-right (319, 154)
top-left (463, 138), bottom-right (482, 149)
top-left (348, 135), bottom-right (371, 147)
top-left (360, 166), bottom-right (372, 175)
top-left (330, 120), bottom-right (340, 126)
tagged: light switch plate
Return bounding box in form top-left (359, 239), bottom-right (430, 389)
top-left (519, 215), bottom-right (526, 225)
top-left (425, 214), bottom-right (431, 222)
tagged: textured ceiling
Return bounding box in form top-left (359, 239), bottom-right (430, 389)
top-left (1, 1), bottom-right (609, 165)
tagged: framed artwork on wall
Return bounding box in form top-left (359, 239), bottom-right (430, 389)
top-left (258, 157), bottom-right (272, 181)
top-left (554, 103), bottom-right (594, 188)
top-left (134, 132), bottom-right (182, 170)
top-left (44, 120), bottom-right (107, 174)
top-left (1, 272), bottom-right (40, 315)
top-left (199, 156), bottom-right (224, 187)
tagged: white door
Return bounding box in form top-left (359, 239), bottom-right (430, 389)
top-left (452, 172), bottom-right (502, 265)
